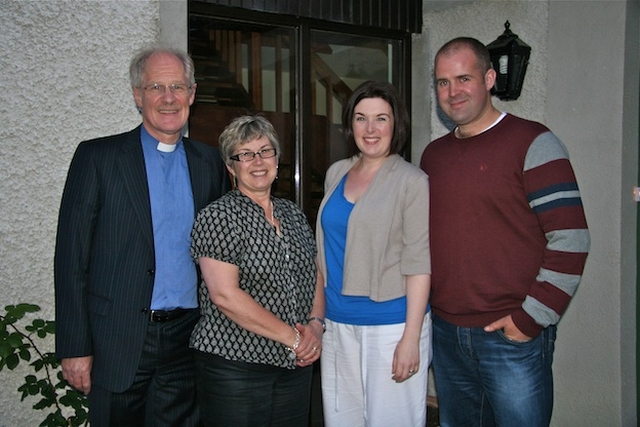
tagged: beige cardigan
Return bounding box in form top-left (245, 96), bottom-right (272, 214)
top-left (315, 154), bottom-right (431, 302)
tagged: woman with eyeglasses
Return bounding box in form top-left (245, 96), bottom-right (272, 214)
top-left (316, 81), bottom-right (432, 427)
top-left (189, 115), bottom-right (325, 427)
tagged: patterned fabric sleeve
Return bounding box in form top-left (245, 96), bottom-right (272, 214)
top-left (191, 200), bottom-right (242, 265)
top-left (512, 131), bottom-right (591, 337)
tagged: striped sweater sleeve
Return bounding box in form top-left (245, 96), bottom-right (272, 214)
top-left (512, 131), bottom-right (590, 337)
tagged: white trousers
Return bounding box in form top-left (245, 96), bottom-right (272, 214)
top-left (320, 313), bottom-right (432, 427)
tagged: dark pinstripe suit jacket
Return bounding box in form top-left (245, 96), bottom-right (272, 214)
top-left (54, 125), bottom-right (230, 392)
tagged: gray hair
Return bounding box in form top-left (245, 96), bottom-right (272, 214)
top-left (218, 115), bottom-right (281, 166)
top-left (129, 46), bottom-right (196, 88)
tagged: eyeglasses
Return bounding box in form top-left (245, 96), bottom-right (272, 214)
top-left (141, 83), bottom-right (192, 96)
top-left (230, 148), bottom-right (277, 162)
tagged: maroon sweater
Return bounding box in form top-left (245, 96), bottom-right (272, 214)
top-left (420, 114), bottom-right (589, 337)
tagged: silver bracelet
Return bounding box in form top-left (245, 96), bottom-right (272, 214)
top-left (286, 327), bottom-right (301, 360)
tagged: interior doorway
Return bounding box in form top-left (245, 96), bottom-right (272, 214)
top-left (187, 6), bottom-right (409, 226)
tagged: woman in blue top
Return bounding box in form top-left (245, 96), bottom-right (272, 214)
top-left (316, 81), bottom-right (432, 427)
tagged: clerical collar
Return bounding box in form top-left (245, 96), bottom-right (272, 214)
top-left (157, 142), bottom-right (177, 153)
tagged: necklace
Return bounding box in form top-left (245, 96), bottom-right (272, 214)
top-left (267, 200), bottom-right (276, 227)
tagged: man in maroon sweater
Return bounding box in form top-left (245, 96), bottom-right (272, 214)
top-left (420, 37), bottom-right (590, 427)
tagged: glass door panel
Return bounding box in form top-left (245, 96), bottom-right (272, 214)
top-left (188, 15), bottom-right (296, 201)
top-left (188, 13), bottom-right (406, 228)
top-left (304, 30), bottom-right (402, 225)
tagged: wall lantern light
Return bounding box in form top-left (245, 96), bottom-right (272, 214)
top-left (486, 21), bottom-right (531, 101)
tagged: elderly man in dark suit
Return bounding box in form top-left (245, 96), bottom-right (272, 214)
top-left (54, 47), bottom-right (230, 426)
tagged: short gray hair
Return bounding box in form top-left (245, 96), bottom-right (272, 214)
top-left (218, 115), bottom-right (281, 166)
top-left (129, 47), bottom-right (196, 88)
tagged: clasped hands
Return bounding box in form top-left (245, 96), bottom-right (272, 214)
top-left (292, 322), bottom-right (323, 367)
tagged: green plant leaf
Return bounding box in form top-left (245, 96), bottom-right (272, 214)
top-left (19, 347), bottom-right (31, 361)
top-left (33, 397), bottom-right (52, 410)
top-left (7, 332), bottom-right (24, 348)
top-left (0, 340), bottom-right (14, 358)
top-left (44, 322), bottom-right (56, 334)
top-left (4, 304), bottom-right (40, 328)
top-left (32, 358), bottom-right (44, 371)
top-left (29, 384), bottom-right (40, 395)
top-left (44, 410), bottom-right (69, 427)
top-left (16, 303), bottom-right (41, 314)
top-left (6, 352), bottom-right (19, 369)
top-left (19, 387), bottom-right (29, 401)
top-left (3, 313), bottom-right (18, 324)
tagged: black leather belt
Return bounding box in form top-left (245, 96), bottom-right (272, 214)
top-left (147, 308), bottom-right (194, 322)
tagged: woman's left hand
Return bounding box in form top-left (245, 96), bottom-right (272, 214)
top-left (293, 322), bottom-right (323, 367)
top-left (391, 337), bottom-right (420, 383)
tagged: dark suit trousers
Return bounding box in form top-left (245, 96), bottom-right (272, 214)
top-left (88, 310), bottom-right (201, 427)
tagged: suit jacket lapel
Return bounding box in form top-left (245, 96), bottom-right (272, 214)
top-left (117, 127), bottom-right (154, 249)
top-left (184, 139), bottom-right (208, 214)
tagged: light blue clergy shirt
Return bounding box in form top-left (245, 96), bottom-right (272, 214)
top-left (140, 126), bottom-right (197, 310)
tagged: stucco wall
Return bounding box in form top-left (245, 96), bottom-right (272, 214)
top-left (547, 2), bottom-right (638, 425)
top-left (0, 0), bottom-right (637, 425)
top-left (0, 2), bottom-right (158, 425)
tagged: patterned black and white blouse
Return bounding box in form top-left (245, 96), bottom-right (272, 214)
top-left (190, 189), bottom-right (317, 369)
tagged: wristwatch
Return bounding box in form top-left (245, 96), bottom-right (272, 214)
top-left (308, 316), bottom-right (326, 333)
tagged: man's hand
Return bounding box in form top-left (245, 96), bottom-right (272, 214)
top-left (484, 315), bottom-right (531, 342)
top-left (61, 356), bottom-right (93, 394)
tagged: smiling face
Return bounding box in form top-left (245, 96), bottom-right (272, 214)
top-left (227, 136), bottom-right (278, 197)
top-left (352, 97), bottom-right (394, 160)
top-left (435, 46), bottom-right (497, 136)
top-left (132, 51), bottom-right (196, 144)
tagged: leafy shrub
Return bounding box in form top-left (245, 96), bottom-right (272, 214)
top-left (0, 304), bottom-right (89, 426)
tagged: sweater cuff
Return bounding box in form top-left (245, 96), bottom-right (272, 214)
top-left (511, 308), bottom-right (544, 338)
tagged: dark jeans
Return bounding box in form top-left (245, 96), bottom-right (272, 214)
top-left (89, 309), bottom-right (201, 427)
top-left (194, 351), bottom-right (313, 427)
top-left (432, 315), bottom-right (556, 427)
